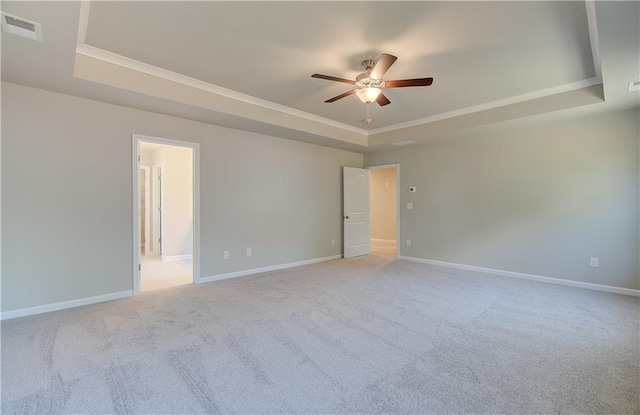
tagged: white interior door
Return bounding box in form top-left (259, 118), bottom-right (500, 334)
top-left (343, 166), bottom-right (370, 258)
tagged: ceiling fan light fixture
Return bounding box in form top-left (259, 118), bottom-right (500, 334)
top-left (356, 87), bottom-right (382, 103)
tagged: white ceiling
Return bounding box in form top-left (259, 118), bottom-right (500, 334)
top-left (1, 1), bottom-right (638, 152)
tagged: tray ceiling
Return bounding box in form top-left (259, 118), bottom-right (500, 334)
top-left (85, 1), bottom-right (595, 130)
top-left (2, 1), bottom-right (637, 151)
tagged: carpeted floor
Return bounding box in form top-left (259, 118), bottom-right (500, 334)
top-left (2, 255), bottom-right (639, 414)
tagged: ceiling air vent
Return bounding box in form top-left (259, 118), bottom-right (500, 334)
top-left (1, 12), bottom-right (42, 42)
top-left (628, 80), bottom-right (640, 92)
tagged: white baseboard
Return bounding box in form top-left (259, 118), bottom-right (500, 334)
top-left (371, 238), bottom-right (397, 244)
top-left (162, 254), bottom-right (193, 262)
top-left (198, 255), bottom-right (342, 284)
top-left (398, 256), bottom-right (640, 297)
top-left (0, 290), bottom-right (134, 321)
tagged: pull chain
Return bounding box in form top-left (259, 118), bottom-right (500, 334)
top-left (364, 103), bottom-right (372, 129)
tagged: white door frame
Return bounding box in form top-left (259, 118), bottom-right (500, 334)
top-left (132, 133), bottom-right (201, 295)
top-left (366, 163), bottom-right (400, 256)
top-left (140, 166), bottom-right (151, 255)
top-left (150, 163), bottom-right (163, 256)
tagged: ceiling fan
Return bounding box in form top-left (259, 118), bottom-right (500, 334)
top-left (311, 53), bottom-right (433, 107)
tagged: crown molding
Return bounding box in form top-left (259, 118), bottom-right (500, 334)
top-left (76, 1), bottom-right (90, 47)
top-left (367, 77), bottom-right (603, 135)
top-left (368, 1), bottom-right (603, 135)
top-left (75, 0), bottom-right (603, 142)
top-left (76, 44), bottom-right (368, 136)
top-left (585, 0), bottom-right (602, 80)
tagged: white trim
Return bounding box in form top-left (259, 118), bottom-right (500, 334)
top-left (366, 164), bottom-right (400, 258)
top-left (132, 134), bottom-right (201, 294)
top-left (585, 0), bottom-right (603, 81)
top-left (162, 254), bottom-right (193, 262)
top-left (159, 162), bottom-right (166, 260)
top-left (132, 137), bottom-right (140, 294)
top-left (76, 44), bottom-right (366, 135)
top-left (0, 290), bottom-right (133, 321)
top-left (199, 255), bottom-right (341, 284)
top-left (150, 164), bottom-right (162, 256)
top-left (398, 256), bottom-right (640, 297)
top-left (366, 164), bottom-right (400, 170)
top-left (140, 165), bottom-right (151, 255)
top-left (73, 2), bottom-right (604, 141)
top-left (76, 1), bottom-right (90, 47)
top-left (75, 40), bottom-right (603, 140)
top-left (368, 77), bottom-right (602, 135)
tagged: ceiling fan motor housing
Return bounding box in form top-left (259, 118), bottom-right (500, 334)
top-left (356, 72), bottom-right (383, 87)
top-left (356, 58), bottom-right (386, 87)
top-left (356, 72), bottom-right (370, 83)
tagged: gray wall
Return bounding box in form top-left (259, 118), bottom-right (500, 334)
top-left (1, 82), bottom-right (362, 312)
top-left (365, 108), bottom-right (640, 290)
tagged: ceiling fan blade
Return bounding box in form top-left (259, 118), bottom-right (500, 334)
top-left (384, 77), bottom-right (434, 88)
top-left (325, 90), bottom-right (356, 103)
top-left (376, 93), bottom-right (391, 106)
top-left (311, 74), bottom-right (356, 85)
top-left (369, 53), bottom-right (398, 80)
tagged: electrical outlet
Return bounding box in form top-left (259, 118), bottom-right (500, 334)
top-left (246, 248), bottom-right (252, 256)
top-left (406, 239), bottom-right (411, 246)
top-left (590, 257), bottom-right (599, 267)
top-left (223, 251), bottom-right (229, 260)
top-left (331, 239), bottom-right (335, 246)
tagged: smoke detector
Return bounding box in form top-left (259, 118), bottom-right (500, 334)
top-left (1, 12), bottom-right (42, 42)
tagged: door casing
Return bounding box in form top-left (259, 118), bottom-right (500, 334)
top-left (140, 166), bottom-right (151, 255)
top-left (132, 134), bottom-right (201, 294)
top-left (150, 164), bottom-right (162, 256)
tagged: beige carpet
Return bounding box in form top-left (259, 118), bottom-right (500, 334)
top-left (2, 255), bottom-right (639, 414)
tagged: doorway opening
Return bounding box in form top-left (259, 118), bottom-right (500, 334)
top-left (368, 164), bottom-right (399, 258)
top-left (133, 134), bottom-right (200, 293)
